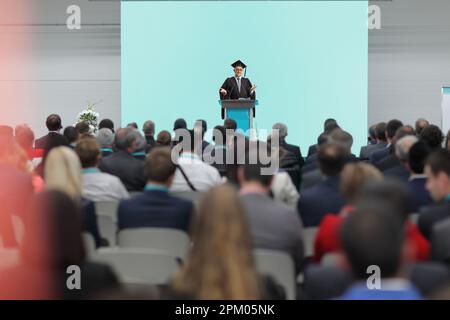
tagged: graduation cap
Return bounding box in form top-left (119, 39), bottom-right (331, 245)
top-left (231, 60), bottom-right (246, 69)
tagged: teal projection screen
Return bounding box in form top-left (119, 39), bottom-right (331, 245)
top-left (122, 0), bottom-right (368, 153)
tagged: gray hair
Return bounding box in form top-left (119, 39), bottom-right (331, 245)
top-left (395, 135), bottom-right (418, 161)
top-left (115, 127), bottom-right (142, 151)
top-left (96, 128), bottom-right (114, 148)
top-left (272, 122), bottom-right (288, 138)
top-left (143, 120), bottom-right (155, 136)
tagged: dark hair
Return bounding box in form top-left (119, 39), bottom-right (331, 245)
top-left (75, 121), bottom-right (90, 135)
top-left (115, 127), bottom-right (140, 151)
top-left (386, 119), bottom-right (403, 139)
top-left (22, 190), bottom-right (86, 269)
top-left (213, 125), bottom-right (226, 145)
top-left (368, 125), bottom-right (376, 140)
top-left (224, 118), bottom-right (237, 131)
top-left (46, 114), bottom-right (62, 131)
top-left (75, 137), bottom-right (100, 168)
top-left (340, 201), bottom-right (405, 279)
top-left (195, 119), bottom-right (207, 133)
top-left (240, 142), bottom-right (273, 187)
top-left (426, 149), bottom-right (450, 177)
top-left (420, 124), bottom-right (443, 150)
top-left (395, 125), bottom-right (415, 141)
top-left (63, 126), bottom-right (79, 145)
top-left (144, 147), bottom-right (176, 183)
top-left (127, 122), bottom-right (138, 129)
top-left (173, 118), bottom-right (187, 131)
top-left (408, 141), bottom-right (431, 174)
top-left (99, 119), bottom-right (115, 133)
top-left (156, 130), bottom-right (172, 146)
top-left (317, 144), bottom-right (349, 176)
top-left (317, 132), bottom-right (328, 145)
top-left (357, 180), bottom-right (414, 221)
top-left (375, 122), bottom-right (387, 141)
top-left (324, 119), bottom-right (339, 133)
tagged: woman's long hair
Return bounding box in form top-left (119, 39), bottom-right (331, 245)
top-left (171, 184), bottom-right (261, 300)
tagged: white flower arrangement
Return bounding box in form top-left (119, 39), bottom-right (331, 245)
top-left (75, 102), bottom-right (100, 134)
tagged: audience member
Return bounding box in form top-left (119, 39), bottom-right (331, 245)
top-left (415, 118), bottom-right (429, 137)
top-left (370, 119), bottom-right (403, 164)
top-left (156, 130), bottom-right (172, 147)
top-left (272, 122), bottom-right (305, 169)
top-left (420, 124), bottom-right (443, 150)
top-left (118, 147), bottom-right (193, 232)
top-left (75, 137), bottom-right (129, 202)
top-left (75, 121), bottom-right (91, 138)
top-left (359, 122), bottom-right (387, 160)
top-left (98, 118), bottom-right (115, 133)
top-left (407, 141), bottom-right (433, 211)
top-left (35, 114), bottom-right (63, 149)
top-left (63, 126), bottom-right (79, 148)
top-left (224, 118), bottom-right (237, 132)
top-left (127, 122), bottom-right (138, 129)
top-left (96, 128), bottom-right (115, 158)
top-left (99, 127), bottom-right (146, 192)
top-left (383, 135), bottom-right (418, 182)
top-left (142, 120), bottom-right (156, 153)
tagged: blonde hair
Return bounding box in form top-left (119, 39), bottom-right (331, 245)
top-left (44, 147), bottom-right (82, 200)
top-left (171, 184), bottom-right (261, 300)
top-left (340, 162), bottom-right (383, 204)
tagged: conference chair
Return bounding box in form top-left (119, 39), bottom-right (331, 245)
top-left (97, 215), bottom-right (117, 246)
top-left (95, 201), bottom-right (119, 222)
top-left (254, 249), bottom-right (296, 300)
top-left (90, 248), bottom-right (180, 285)
top-left (303, 227), bottom-right (319, 257)
top-left (83, 232), bottom-right (96, 258)
top-left (118, 228), bottom-right (190, 260)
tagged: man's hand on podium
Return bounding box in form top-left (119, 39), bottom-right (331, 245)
top-left (220, 88), bottom-right (227, 95)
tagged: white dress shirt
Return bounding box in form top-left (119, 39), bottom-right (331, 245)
top-left (81, 168), bottom-right (130, 202)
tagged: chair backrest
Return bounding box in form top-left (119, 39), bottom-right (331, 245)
top-left (170, 191), bottom-right (204, 203)
top-left (90, 248), bottom-right (179, 285)
top-left (254, 249), bottom-right (296, 300)
top-left (118, 228), bottom-right (190, 260)
top-left (95, 201), bottom-right (119, 222)
top-left (303, 227), bottom-right (318, 257)
top-left (82, 232), bottom-right (96, 257)
top-left (97, 215), bottom-right (117, 246)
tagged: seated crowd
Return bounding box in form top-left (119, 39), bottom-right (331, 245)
top-left (1, 113), bottom-right (450, 300)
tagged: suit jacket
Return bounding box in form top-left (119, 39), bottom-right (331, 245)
top-left (370, 145), bottom-right (391, 164)
top-left (377, 154), bottom-right (401, 172)
top-left (34, 132), bottom-right (61, 149)
top-left (81, 198), bottom-right (102, 247)
top-left (281, 141), bottom-right (305, 168)
top-left (99, 150), bottom-right (146, 192)
top-left (298, 176), bottom-right (345, 227)
top-left (408, 177), bottom-right (433, 213)
top-left (220, 77), bottom-right (255, 100)
top-left (301, 168), bottom-right (323, 191)
top-left (417, 202), bottom-right (450, 240)
top-left (430, 217), bottom-right (450, 261)
top-left (144, 136), bottom-right (155, 154)
top-left (383, 165), bottom-right (410, 183)
top-left (118, 190), bottom-right (193, 232)
top-left (307, 144), bottom-right (317, 158)
top-left (359, 141), bottom-right (388, 160)
top-left (240, 193), bottom-right (304, 272)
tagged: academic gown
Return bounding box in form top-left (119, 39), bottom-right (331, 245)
top-left (219, 77), bottom-right (256, 119)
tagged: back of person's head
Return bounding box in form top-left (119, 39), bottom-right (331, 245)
top-left (374, 122), bottom-right (387, 141)
top-left (395, 135), bottom-right (418, 162)
top-left (75, 137), bottom-right (100, 169)
top-left (173, 118), bottom-right (187, 131)
top-left (324, 118), bottom-right (339, 133)
top-left (114, 127), bottom-right (141, 152)
top-left (75, 121), bottom-right (91, 136)
top-left (44, 146), bottom-right (82, 200)
top-left (238, 142), bottom-right (273, 188)
top-left (317, 132), bottom-right (329, 146)
top-left (328, 128), bottom-right (353, 152)
top-left (212, 125), bottom-right (226, 145)
top-left (195, 119), bottom-right (207, 133)
top-left (340, 202), bottom-right (406, 280)
top-left (45, 114), bottom-right (62, 131)
top-left (224, 118), bottom-right (237, 131)
top-left (368, 124), bottom-right (376, 141)
top-left (386, 119), bottom-right (404, 140)
top-left (357, 180), bottom-right (414, 222)
top-left (96, 128), bottom-right (114, 148)
top-left (144, 147), bottom-right (176, 184)
top-left (408, 141), bottom-right (431, 174)
top-left (127, 122), bottom-right (138, 129)
top-left (272, 122), bottom-right (288, 139)
top-left (63, 126), bottom-right (79, 145)
top-left (156, 130), bottom-right (172, 147)
top-left (340, 163), bottom-right (383, 204)
top-left (142, 120), bottom-right (155, 136)
top-left (172, 184), bottom-right (261, 299)
top-left (415, 118), bottom-right (429, 136)
top-left (394, 125), bottom-right (415, 144)
top-left (22, 190), bottom-right (85, 270)
top-left (318, 143), bottom-right (349, 177)
top-left (420, 124), bottom-right (443, 150)
top-left (425, 149), bottom-right (450, 202)
top-left (98, 119), bottom-right (114, 133)
top-left (14, 124), bottom-right (34, 150)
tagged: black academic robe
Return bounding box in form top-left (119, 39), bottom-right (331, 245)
top-left (219, 77), bottom-right (256, 119)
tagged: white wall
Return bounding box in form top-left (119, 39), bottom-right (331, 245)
top-left (369, 0), bottom-right (450, 129)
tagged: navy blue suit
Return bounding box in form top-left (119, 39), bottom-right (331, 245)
top-left (370, 145), bottom-right (391, 165)
top-left (118, 190), bottom-right (193, 232)
top-left (81, 198), bottom-right (102, 248)
top-left (298, 176), bottom-right (345, 227)
top-left (408, 177), bottom-right (433, 213)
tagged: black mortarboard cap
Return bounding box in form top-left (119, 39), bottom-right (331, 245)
top-left (231, 60), bottom-right (246, 69)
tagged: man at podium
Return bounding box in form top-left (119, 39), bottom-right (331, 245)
top-left (219, 60), bottom-right (256, 100)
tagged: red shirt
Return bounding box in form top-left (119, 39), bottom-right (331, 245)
top-left (313, 207), bottom-right (430, 263)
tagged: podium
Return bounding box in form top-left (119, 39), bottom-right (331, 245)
top-left (219, 99), bottom-right (258, 132)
